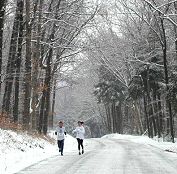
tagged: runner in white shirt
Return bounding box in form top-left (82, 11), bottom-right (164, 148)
top-left (55, 121), bottom-right (66, 156)
top-left (72, 121), bottom-right (85, 155)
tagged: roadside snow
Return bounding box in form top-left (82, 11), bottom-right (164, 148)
top-left (0, 129), bottom-right (76, 174)
top-left (2, 129), bottom-right (177, 174)
top-left (102, 134), bottom-right (177, 153)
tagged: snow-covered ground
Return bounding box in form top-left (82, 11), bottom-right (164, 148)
top-left (102, 134), bottom-right (177, 153)
top-left (0, 129), bottom-right (78, 174)
top-left (1, 128), bottom-right (177, 174)
top-left (16, 134), bottom-right (177, 174)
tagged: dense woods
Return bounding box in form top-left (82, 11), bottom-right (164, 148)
top-left (0, 0), bottom-right (97, 134)
top-left (86, 0), bottom-right (177, 142)
top-left (1, 0), bottom-right (177, 142)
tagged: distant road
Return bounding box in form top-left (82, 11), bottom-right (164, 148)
top-left (16, 138), bottom-right (177, 174)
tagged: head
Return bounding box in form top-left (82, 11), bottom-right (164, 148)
top-left (78, 121), bottom-right (84, 127)
top-left (58, 121), bottom-right (63, 128)
top-left (78, 121), bottom-right (82, 127)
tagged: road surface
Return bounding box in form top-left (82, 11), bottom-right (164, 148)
top-left (16, 138), bottom-right (177, 174)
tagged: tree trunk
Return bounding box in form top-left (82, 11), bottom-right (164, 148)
top-left (13, 0), bottom-right (24, 122)
top-left (42, 46), bottom-right (52, 134)
top-left (116, 102), bottom-right (123, 134)
top-left (157, 93), bottom-right (163, 135)
top-left (112, 101), bottom-right (116, 133)
top-left (134, 100), bottom-right (143, 134)
top-left (146, 66), bottom-right (154, 138)
top-left (0, 0), bottom-right (6, 92)
top-left (50, 77), bottom-right (57, 129)
top-left (152, 89), bottom-right (161, 138)
top-left (23, 0), bottom-right (32, 129)
top-left (104, 104), bottom-right (111, 132)
top-left (174, 2), bottom-right (177, 61)
top-left (31, 0), bottom-right (43, 130)
top-left (2, 0), bottom-right (21, 115)
top-left (143, 94), bottom-right (151, 137)
top-left (160, 17), bottom-right (175, 143)
top-left (38, 89), bottom-right (45, 133)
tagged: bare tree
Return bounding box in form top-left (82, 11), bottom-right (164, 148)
top-left (0, 0), bottom-right (6, 92)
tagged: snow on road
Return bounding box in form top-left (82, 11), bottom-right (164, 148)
top-left (16, 135), bottom-right (177, 174)
top-left (1, 129), bottom-right (177, 174)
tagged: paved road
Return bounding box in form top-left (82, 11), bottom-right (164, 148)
top-left (16, 138), bottom-right (177, 174)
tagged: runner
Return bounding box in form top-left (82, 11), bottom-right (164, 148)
top-left (72, 121), bottom-right (85, 155)
top-left (55, 121), bottom-right (66, 156)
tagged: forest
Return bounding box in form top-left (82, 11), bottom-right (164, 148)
top-left (0, 0), bottom-right (177, 143)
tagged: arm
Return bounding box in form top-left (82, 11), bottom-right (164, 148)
top-left (55, 127), bottom-right (58, 135)
top-left (72, 129), bottom-right (76, 134)
top-left (72, 127), bottom-right (80, 134)
top-left (64, 127), bottom-right (66, 135)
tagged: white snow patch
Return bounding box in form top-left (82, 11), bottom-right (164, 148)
top-left (0, 129), bottom-right (76, 174)
top-left (102, 134), bottom-right (177, 153)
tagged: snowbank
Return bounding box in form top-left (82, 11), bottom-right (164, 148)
top-left (102, 134), bottom-right (177, 153)
top-left (0, 129), bottom-right (76, 174)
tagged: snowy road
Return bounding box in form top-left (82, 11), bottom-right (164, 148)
top-left (16, 138), bottom-right (177, 174)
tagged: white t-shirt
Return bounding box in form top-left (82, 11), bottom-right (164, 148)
top-left (72, 126), bottom-right (85, 140)
top-left (56, 127), bottom-right (66, 140)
